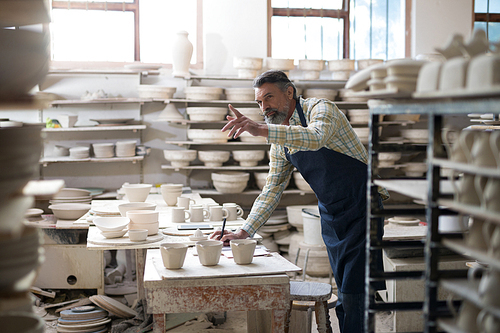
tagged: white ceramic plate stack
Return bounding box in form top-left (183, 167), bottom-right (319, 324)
top-left (50, 188), bottom-right (92, 205)
top-left (186, 107), bottom-right (227, 121)
top-left (211, 172), bottom-right (250, 193)
top-left (92, 143), bottom-right (114, 158)
top-left (94, 216), bottom-right (130, 239)
top-left (384, 59), bottom-right (427, 93)
top-left (137, 85), bottom-right (176, 99)
top-left (58, 306), bottom-right (110, 333)
top-left (224, 88), bottom-right (255, 101)
top-left (126, 210), bottom-right (159, 235)
top-left (293, 172), bottom-right (313, 192)
top-left (116, 140), bottom-right (136, 157)
top-left (328, 59), bottom-right (355, 80)
top-left (229, 107), bottom-right (264, 122)
top-left (299, 59), bottom-right (325, 80)
top-left (187, 129), bottom-right (229, 143)
top-left (0, 226), bottom-right (44, 291)
top-left (69, 146), bottom-right (90, 159)
top-left (266, 58), bottom-right (295, 75)
top-left (163, 149), bottom-right (197, 167)
top-left (198, 150), bottom-right (230, 167)
top-left (184, 86), bottom-right (223, 100)
top-left (232, 150), bottom-right (265, 167)
top-left (233, 56), bottom-right (263, 79)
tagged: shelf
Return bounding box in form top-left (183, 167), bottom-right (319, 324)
top-left (165, 140), bottom-right (270, 146)
top-left (49, 69), bottom-right (160, 75)
top-left (50, 98), bottom-right (147, 106)
top-left (442, 238), bottom-right (500, 271)
top-left (193, 189), bottom-right (315, 196)
top-left (438, 199), bottom-right (500, 224)
top-left (161, 165), bottom-right (269, 171)
top-left (433, 158), bottom-right (500, 178)
top-left (169, 98), bottom-right (258, 105)
top-left (373, 179), bottom-right (454, 202)
top-left (40, 156), bottom-right (144, 166)
top-left (43, 125), bottom-right (146, 132)
top-left (185, 75), bottom-right (347, 85)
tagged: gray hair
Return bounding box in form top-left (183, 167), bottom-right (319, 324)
top-left (252, 70), bottom-right (298, 100)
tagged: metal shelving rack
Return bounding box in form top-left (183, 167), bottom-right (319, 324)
top-left (366, 97), bottom-right (500, 333)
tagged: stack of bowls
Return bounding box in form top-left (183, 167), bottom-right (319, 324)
top-left (384, 59), bottom-right (426, 92)
top-left (186, 107), bottom-right (227, 121)
top-left (48, 203), bottom-right (91, 220)
top-left (50, 188), bottom-right (92, 205)
top-left (233, 56), bottom-right (263, 79)
top-left (198, 151), bottom-right (230, 167)
top-left (224, 88), bottom-right (255, 101)
top-left (163, 149), bottom-right (197, 167)
top-left (122, 184), bottom-right (152, 202)
top-left (116, 140), bottom-right (136, 157)
top-left (69, 146), bottom-right (90, 159)
top-left (229, 107), bottom-right (264, 122)
top-left (232, 150), bottom-right (266, 167)
top-left (303, 89), bottom-right (338, 101)
top-left (184, 86), bottom-right (223, 100)
top-left (187, 129), bottom-right (229, 143)
top-left (126, 210), bottom-right (159, 235)
top-left (328, 59), bottom-right (356, 80)
top-left (137, 85), bottom-right (176, 99)
top-left (92, 143), bottom-right (114, 158)
top-left (211, 172), bottom-right (250, 194)
top-left (266, 58), bottom-right (295, 75)
top-left (299, 59), bottom-right (325, 80)
top-left (161, 183), bottom-right (183, 206)
top-left (118, 202), bottom-right (156, 217)
top-left (93, 216), bottom-right (130, 239)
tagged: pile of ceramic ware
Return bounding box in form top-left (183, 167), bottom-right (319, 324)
top-left (303, 88), bottom-right (338, 100)
top-left (186, 107), bottom-right (227, 121)
top-left (298, 59), bottom-right (325, 80)
top-left (69, 146), bottom-right (90, 159)
top-left (211, 172), bottom-right (250, 193)
top-left (137, 85), bottom-right (176, 99)
top-left (184, 86), bottom-right (223, 100)
top-left (94, 216), bottom-right (130, 239)
top-left (163, 149), bottom-right (197, 167)
top-left (57, 305), bottom-right (111, 332)
top-left (89, 295), bottom-right (137, 318)
top-left (50, 188), bottom-right (92, 205)
top-left (328, 59), bottom-right (356, 80)
top-left (92, 143), bottom-right (114, 158)
top-left (258, 212), bottom-right (294, 254)
top-left (198, 150), bottom-right (230, 167)
top-left (233, 56), bottom-right (263, 78)
top-left (266, 58), bottom-right (295, 76)
top-left (116, 140), bottom-right (137, 157)
top-left (232, 150), bottom-right (266, 167)
top-left (126, 210), bottom-right (160, 235)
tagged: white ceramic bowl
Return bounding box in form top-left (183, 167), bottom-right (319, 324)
top-left (230, 107), bottom-right (264, 122)
top-left (48, 203), bottom-right (91, 220)
top-left (298, 59), bottom-right (325, 71)
top-left (163, 149), bottom-right (197, 167)
top-left (266, 58), bottom-right (295, 70)
top-left (328, 59), bottom-right (355, 71)
top-left (303, 89), bottom-right (337, 100)
top-left (129, 221), bottom-right (159, 235)
top-left (101, 229), bottom-right (128, 239)
top-left (128, 229), bottom-right (148, 241)
top-left (233, 57), bottom-right (263, 70)
top-left (187, 129), bottom-right (229, 143)
top-left (54, 188), bottom-right (91, 199)
top-left (137, 85), bottom-right (176, 99)
top-left (118, 202), bottom-right (156, 217)
top-left (293, 172), bottom-right (313, 192)
top-left (254, 172), bottom-right (268, 190)
top-left (224, 88), bottom-right (255, 101)
top-left (286, 205), bottom-right (318, 231)
top-left (161, 183), bottom-right (183, 192)
top-left (331, 70), bottom-right (352, 80)
top-left (232, 150), bottom-right (265, 167)
top-left (239, 132), bottom-right (267, 143)
top-left (126, 210), bottom-right (159, 224)
top-left (93, 216), bottom-right (130, 232)
top-left (122, 184), bottom-right (152, 202)
top-left (186, 107), bottom-right (227, 121)
top-left (211, 172), bottom-right (250, 194)
top-left (184, 86), bottom-right (223, 100)
top-left (357, 59), bottom-right (384, 70)
top-left (198, 150), bottom-right (230, 167)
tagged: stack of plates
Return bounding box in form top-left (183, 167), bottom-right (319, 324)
top-left (69, 147), bottom-right (90, 159)
top-left (92, 143), bottom-right (114, 158)
top-left (116, 141), bottom-right (136, 157)
top-left (89, 295), bottom-right (137, 319)
top-left (58, 306), bottom-right (110, 333)
top-left (388, 216), bottom-right (421, 226)
top-left (50, 188), bottom-right (92, 205)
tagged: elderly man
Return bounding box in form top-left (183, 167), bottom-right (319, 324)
top-left (212, 70), bottom-right (387, 333)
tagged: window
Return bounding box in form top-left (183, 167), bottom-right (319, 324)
top-left (474, 0), bottom-right (500, 43)
top-left (269, 0), bottom-right (406, 61)
top-left (50, 0), bottom-right (202, 67)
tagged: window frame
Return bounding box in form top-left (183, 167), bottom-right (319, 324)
top-left (49, 0), bottom-right (204, 70)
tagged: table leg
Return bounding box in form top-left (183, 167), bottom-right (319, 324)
top-left (135, 248), bottom-right (146, 301)
top-left (152, 313), bottom-right (165, 333)
top-left (272, 309), bottom-right (287, 333)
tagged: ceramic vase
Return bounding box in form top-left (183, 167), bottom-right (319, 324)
top-left (172, 31), bottom-right (193, 77)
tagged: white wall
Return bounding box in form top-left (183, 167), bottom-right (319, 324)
top-left (411, 0), bottom-right (474, 58)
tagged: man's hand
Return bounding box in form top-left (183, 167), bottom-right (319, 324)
top-left (210, 228), bottom-right (250, 245)
top-left (222, 104), bottom-right (268, 139)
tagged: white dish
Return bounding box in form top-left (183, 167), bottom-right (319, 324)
top-left (93, 216), bottom-right (130, 232)
top-left (25, 208), bottom-right (44, 217)
top-left (49, 203), bottom-right (91, 220)
top-left (101, 229), bottom-right (128, 239)
top-left (90, 118), bottom-right (134, 125)
top-left (118, 202), bottom-right (156, 217)
top-left (388, 217), bottom-right (421, 226)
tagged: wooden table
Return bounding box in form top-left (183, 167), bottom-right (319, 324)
top-left (143, 248), bottom-right (301, 332)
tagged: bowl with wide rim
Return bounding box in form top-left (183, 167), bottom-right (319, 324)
top-left (118, 202), bottom-right (156, 217)
top-left (48, 203), bottom-right (91, 220)
top-left (93, 216), bottom-right (130, 232)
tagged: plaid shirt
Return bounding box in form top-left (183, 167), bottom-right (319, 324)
top-left (241, 97), bottom-right (389, 237)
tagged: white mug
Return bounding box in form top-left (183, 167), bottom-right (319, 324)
top-left (223, 203), bottom-right (244, 221)
top-left (452, 173), bottom-right (481, 205)
top-left (209, 205), bottom-right (229, 222)
top-left (190, 205), bottom-right (210, 222)
top-left (171, 207), bottom-right (191, 223)
top-left (176, 196), bottom-right (195, 209)
top-left (470, 131), bottom-right (497, 167)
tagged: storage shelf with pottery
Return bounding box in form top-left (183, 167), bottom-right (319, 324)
top-left (438, 199), bottom-right (500, 225)
top-left (41, 155), bottom-right (144, 166)
top-left (373, 179), bottom-right (454, 202)
top-left (43, 124), bottom-right (146, 133)
top-left (194, 189), bottom-right (315, 196)
top-left (165, 140), bottom-right (270, 146)
top-left (50, 98), bottom-right (148, 106)
top-left (161, 164), bottom-right (269, 171)
top-left (433, 158), bottom-right (500, 178)
top-left (442, 238), bottom-right (500, 272)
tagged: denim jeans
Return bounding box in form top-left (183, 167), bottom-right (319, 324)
top-left (335, 291), bottom-right (365, 333)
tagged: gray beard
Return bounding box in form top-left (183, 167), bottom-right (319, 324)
top-left (264, 100), bottom-right (290, 125)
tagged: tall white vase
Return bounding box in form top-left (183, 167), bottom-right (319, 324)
top-left (172, 31), bottom-right (193, 77)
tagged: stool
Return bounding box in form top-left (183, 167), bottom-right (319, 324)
top-left (285, 281), bottom-right (335, 333)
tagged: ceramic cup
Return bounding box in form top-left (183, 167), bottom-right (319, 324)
top-left (477, 310), bottom-right (500, 333)
top-left (171, 207), bottom-right (191, 223)
top-left (452, 173), bottom-right (482, 205)
top-left (470, 131), bottom-right (497, 168)
top-left (196, 240), bottom-right (223, 266)
top-left (161, 184), bottom-right (183, 206)
top-left (209, 205), bottom-right (229, 222)
top-left (222, 203), bottom-right (244, 221)
top-left (189, 205), bottom-right (210, 223)
top-left (230, 239), bottom-right (257, 265)
top-left (489, 131), bottom-right (500, 168)
top-left (160, 243), bottom-right (188, 269)
top-left (176, 196), bottom-right (195, 210)
top-left (482, 177), bottom-right (500, 213)
top-left (467, 218), bottom-right (489, 251)
top-left (128, 229), bottom-right (148, 242)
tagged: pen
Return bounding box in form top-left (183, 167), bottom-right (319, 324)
top-left (219, 217), bottom-right (226, 241)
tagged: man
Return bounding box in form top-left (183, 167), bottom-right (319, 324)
top-left (212, 70), bottom-right (387, 333)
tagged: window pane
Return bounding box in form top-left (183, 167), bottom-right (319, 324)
top-left (490, 1), bottom-right (500, 13)
top-left (488, 22), bottom-right (500, 41)
top-left (51, 9), bottom-right (135, 62)
top-left (139, 0), bottom-right (197, 63)
top-left (475, 0), bottom-right (488, 13)
top-left (271, 16), bottom-right (343, 60)
top-left (271, 0), bottom-right (343, 9)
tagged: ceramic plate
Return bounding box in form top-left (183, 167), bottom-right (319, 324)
top-left (90, 118), bottom-right (134, 125)
top-left (388, 217), bottom-right (421, 226)
top-left (25, 208), bottom-right (44, 217)
top-left (124, 64), bottom-right (161, 71)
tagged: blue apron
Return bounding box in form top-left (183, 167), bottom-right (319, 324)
top-left (284, 100), bottom-right (377, 294)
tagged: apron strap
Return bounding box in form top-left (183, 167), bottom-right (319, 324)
top-left (296, 97), bottom-right (307, 127)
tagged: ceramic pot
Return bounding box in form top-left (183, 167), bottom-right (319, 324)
top-left (172, 31), bottom-right (193, 77)
top-left (196, 240), bottom-right (223, 266)
top-left (230, 239), bottom-right (257, 265)
top-left (161, 243), bottom-right (188, 269)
